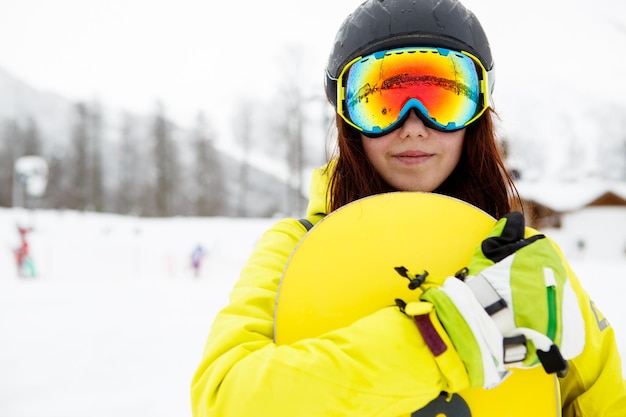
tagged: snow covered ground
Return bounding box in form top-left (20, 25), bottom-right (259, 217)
top-left (1, 206), bottom-right (625, 417)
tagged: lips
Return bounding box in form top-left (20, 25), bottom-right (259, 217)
top-left (393, 150), bottom-right (433, 164)
top-left (395, 150), bottom-right (431, 158)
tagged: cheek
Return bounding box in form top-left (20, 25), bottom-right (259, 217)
top-left (436, 133), bottom-right (465, 181)
top-left (451, 139), bottom-right (464, 165)
top-left (361, 135), bottom-right (387, 162)
top-left (446, 132), bottom-right (465, 163)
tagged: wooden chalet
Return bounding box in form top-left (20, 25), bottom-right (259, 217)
top-left (514, 181), bottom-right (626, 229)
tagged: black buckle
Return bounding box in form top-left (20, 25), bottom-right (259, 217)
top-left (537, 345), bottom-right (569, 378)
top-left (503, 335), bottom-right (527, 364)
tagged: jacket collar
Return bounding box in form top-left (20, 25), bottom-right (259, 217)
top-left (305, 160), bottom-right (335, 218)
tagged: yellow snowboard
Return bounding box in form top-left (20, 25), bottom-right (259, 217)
top-left (274, 192), bottom-right (561, 417)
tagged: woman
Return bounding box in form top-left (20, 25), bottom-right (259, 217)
top-left (191, 0), bottom-right (626, 415)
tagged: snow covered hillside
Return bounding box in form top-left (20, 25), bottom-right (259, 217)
top-left (1, 206), bottom-right (625, 417)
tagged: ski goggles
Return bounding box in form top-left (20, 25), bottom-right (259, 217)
top-left (335, 47), bottom-right (492, 136)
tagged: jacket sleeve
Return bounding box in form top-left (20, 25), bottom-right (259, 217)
top-left (190, 218), bottom-right (459, 417)
top-left (558, 256), bottom-right (626, 416)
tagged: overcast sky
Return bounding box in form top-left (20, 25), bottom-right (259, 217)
top-left (1, 0), bottom-right (624, 142)
top-left (0, 1), bottom-right (360, 130)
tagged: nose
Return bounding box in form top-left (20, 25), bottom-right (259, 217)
top-left (397, 110), bottom-right (429, 138)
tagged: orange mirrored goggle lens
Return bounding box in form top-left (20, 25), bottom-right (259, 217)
top-left (337, 47), bottom-right (488, 136)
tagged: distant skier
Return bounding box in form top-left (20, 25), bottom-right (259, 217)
top-left (191, 244), bottom-right (206, 278)
top-left (14, 226), bottom-right (36, 278)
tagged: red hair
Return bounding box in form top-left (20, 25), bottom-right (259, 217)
top-left (326, 109), bottom-right (520, 219)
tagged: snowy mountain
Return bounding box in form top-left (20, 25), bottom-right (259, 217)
top-left (0, 67), bottom-right (74, 149)
top-left (0, 67), bottom-right (306, 217)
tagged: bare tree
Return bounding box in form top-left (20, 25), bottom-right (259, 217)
top-left (0, 119), bottom-right (21, 206)
top-left (89, 102), bottom-right (105, 212)
top-left (43, 146), bottom-right (68, 210)
top-left (117, 112), bottom-right (140, 214)
top-left (232, 101), bottom-right (253, 217)
top-left (22, 116), bottom-right (43, 156)
top-left (277, 46), bottom-right (307, 215)
top-left (0, 118), bottom-right (46, 207)
top-left (152, 102), bottom-right (179, 217)
top-left (193, 112), bottom-right (225, 216)
top-left (69, 103), bottom-right (90, 210)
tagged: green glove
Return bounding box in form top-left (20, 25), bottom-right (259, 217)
top-left (397, 276), bottom-right (511, 390)
top-left (462, 212), bottom-right (585, 375)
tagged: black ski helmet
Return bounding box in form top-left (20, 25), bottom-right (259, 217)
top-left (325, 0), bottom-right (495, 108)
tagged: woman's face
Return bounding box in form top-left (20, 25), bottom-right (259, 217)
top-left (361, 111), bottom-right (465, 192)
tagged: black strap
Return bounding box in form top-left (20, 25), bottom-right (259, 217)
top-left (298, 218), bottom-right (315, 231)
top-left (297, 213), bottom-right (324, 232)
top-left (482, 212), bottom-right (545, 262)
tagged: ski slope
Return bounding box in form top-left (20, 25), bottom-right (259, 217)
top-left (1, 207), bottom-right (625, 417)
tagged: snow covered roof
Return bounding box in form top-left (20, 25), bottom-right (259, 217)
top-left (514, 180), bottom-right (626, 212)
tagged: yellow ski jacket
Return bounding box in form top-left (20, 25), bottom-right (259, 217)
top-left (191, 164), bottom-right (626, 416)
